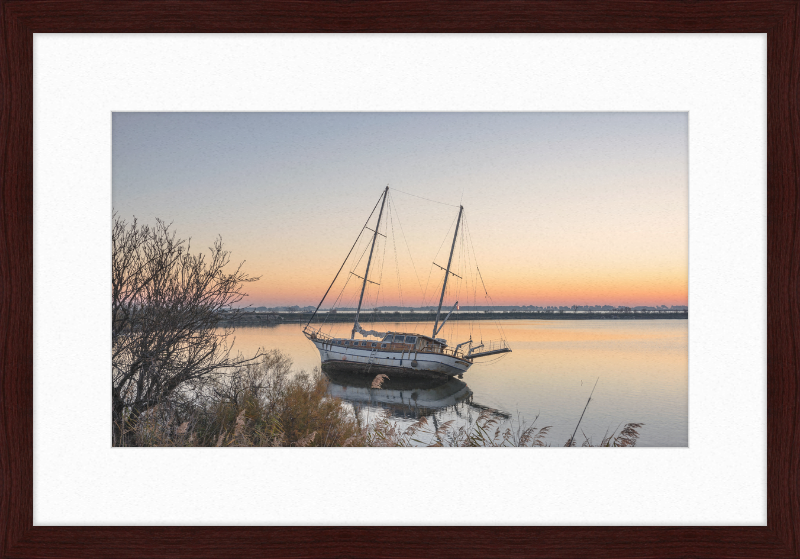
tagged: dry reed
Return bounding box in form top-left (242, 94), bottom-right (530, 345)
top-left (117, 362), bottom-right (643, 448)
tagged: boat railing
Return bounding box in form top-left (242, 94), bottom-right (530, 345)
top-left (434, 346), bottom-right (470, 359)
top-left (421, 339), bottom-right (510, 359)
top-left (468, 338), bottom-right (509, 355)
top-left (303, 326), bottom-right (334, 342)
top-left (445, 347), bottom-right (466, 359)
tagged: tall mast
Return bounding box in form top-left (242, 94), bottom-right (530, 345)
top-left (433, 205), bottom-right (463, 338)
top-left (352, 186), bottom-right (389, 339)
top-left (303, 192), bottom-right (384, 330)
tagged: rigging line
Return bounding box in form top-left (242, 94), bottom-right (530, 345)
top-left (375, 238), bottom-right (391, 324)
top-left (344, 287), bottom-right (359, 313)
top-left (325, 239), bottom-right (371, 331)
top-left (467, 225), bottom-right (488, 343)
top-left (432, 213), bottom-right (459, 268)
top-left (389, 192), bottom-right (425, 301)
top-left (305, 190), bottom-right (383, 328)
top-left (375, 208), bottom-right (389, 312)
top-left (426, 272), bottom-right (444, 317)
top-left (421, 263), bottom-right (434, 309)
top-left (464, 214), bottom-right (495, 340)
top-left (390, 187), bottom-right (460, 208)
top-left (365, 220), bottom-right (385, 326)
top-left (471, 353), bottom-right (510, 366)
top-left (374, 214), bottom-right (390, 321)
top-left (321, 271), bottom-right (354, 333)
top-left (333, 239), bottom-right (375, 326)
top-left (324, 227), bottom-right (374, 332)
top-left (448, 222), bottom-right (465, 343)
top-left (343, 278), bottom-right (359, 312)
top-left (464, 215), bottom-right (476, 334)
top-left (458, 218), bottom-right (473, 337)
top-left (345, 229), bottom-right (376, 296)
top-left (327, 260), bottom-right (357, 318)
top-left (385, 196), bottom-right (397, 308)
top-left (470, 218), bottom-right (479, 308)
top-left (366, 251), bottom-right (381, 326)
top-left (460, 219), bottom-right (470, 336)
top-left (457, 218), bottom-right (466, 303)
top-left (388, 196), bottom-right (405, 309)
top-left (352, 231), bottom-right (374, 271)
top-left (472, 354), bottom-right (508, 367)
top-left (459, 220), bottom-right (468, 338)
top-left (474, 259), bottom-right (508, 342)
top-left (387, 200), bottom-right (403, 307)
top-left (471, 227), bottom-right (480, 337)
top-left (371, 250), bottom-right (383, 320)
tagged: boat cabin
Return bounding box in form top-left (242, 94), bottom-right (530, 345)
top-left (380, 332), bottom-right (447, 352)
top-left (324, 331), bottom-right (448, 353)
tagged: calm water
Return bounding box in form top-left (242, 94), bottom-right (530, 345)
top-left (227, 320), bottom-right (688, 447)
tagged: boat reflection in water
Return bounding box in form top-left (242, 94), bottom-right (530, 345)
top-left (322, 369), bottom-right (510, 422)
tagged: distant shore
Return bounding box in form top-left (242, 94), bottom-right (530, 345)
top-left (220, 310), bottom-right (688, 326)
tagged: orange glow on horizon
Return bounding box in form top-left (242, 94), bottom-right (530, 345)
top-left (241, 266), bottom-right (688, 308)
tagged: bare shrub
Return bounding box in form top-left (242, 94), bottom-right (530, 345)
top-left (112, 213), bottom-right (263, 445)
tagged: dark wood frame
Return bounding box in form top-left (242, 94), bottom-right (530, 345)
top-left (1, 1), bottom-right (797, 557)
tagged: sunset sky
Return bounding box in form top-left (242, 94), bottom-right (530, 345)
top-left (112, 112), bottom-right (688, 308)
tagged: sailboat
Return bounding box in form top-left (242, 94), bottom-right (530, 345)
top-left (303, 186), bottom-right (511, 379)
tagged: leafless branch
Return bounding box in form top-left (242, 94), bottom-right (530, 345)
top-left (112, 213), bottom-right (264, 445)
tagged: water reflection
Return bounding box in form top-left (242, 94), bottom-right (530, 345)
top-left (322, 369), bottom-right (510, 422)
top-left (226, 320), bottom-right (688, 446)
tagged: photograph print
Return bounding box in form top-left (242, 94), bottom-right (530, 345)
top-left (112, 112), bottom-right (688, 448)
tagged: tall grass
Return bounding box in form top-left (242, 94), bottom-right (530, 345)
top-left (125, 350), bottom-right (360, 447)
top-left (121, 352), bottom-right (643, 448)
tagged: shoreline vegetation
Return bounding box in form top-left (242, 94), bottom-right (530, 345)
top-left (220, 310), bottom-right (687, 326)
top-left (124, 351), bottom-right (643, 448)
top-left (112, 215), bottom-right (643, 448)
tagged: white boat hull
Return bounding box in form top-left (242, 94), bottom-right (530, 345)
top-left (311, 339), bottom-right (472, 378)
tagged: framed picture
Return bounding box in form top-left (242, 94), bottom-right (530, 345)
top-left (2, 2), bottom-right (797, 557)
